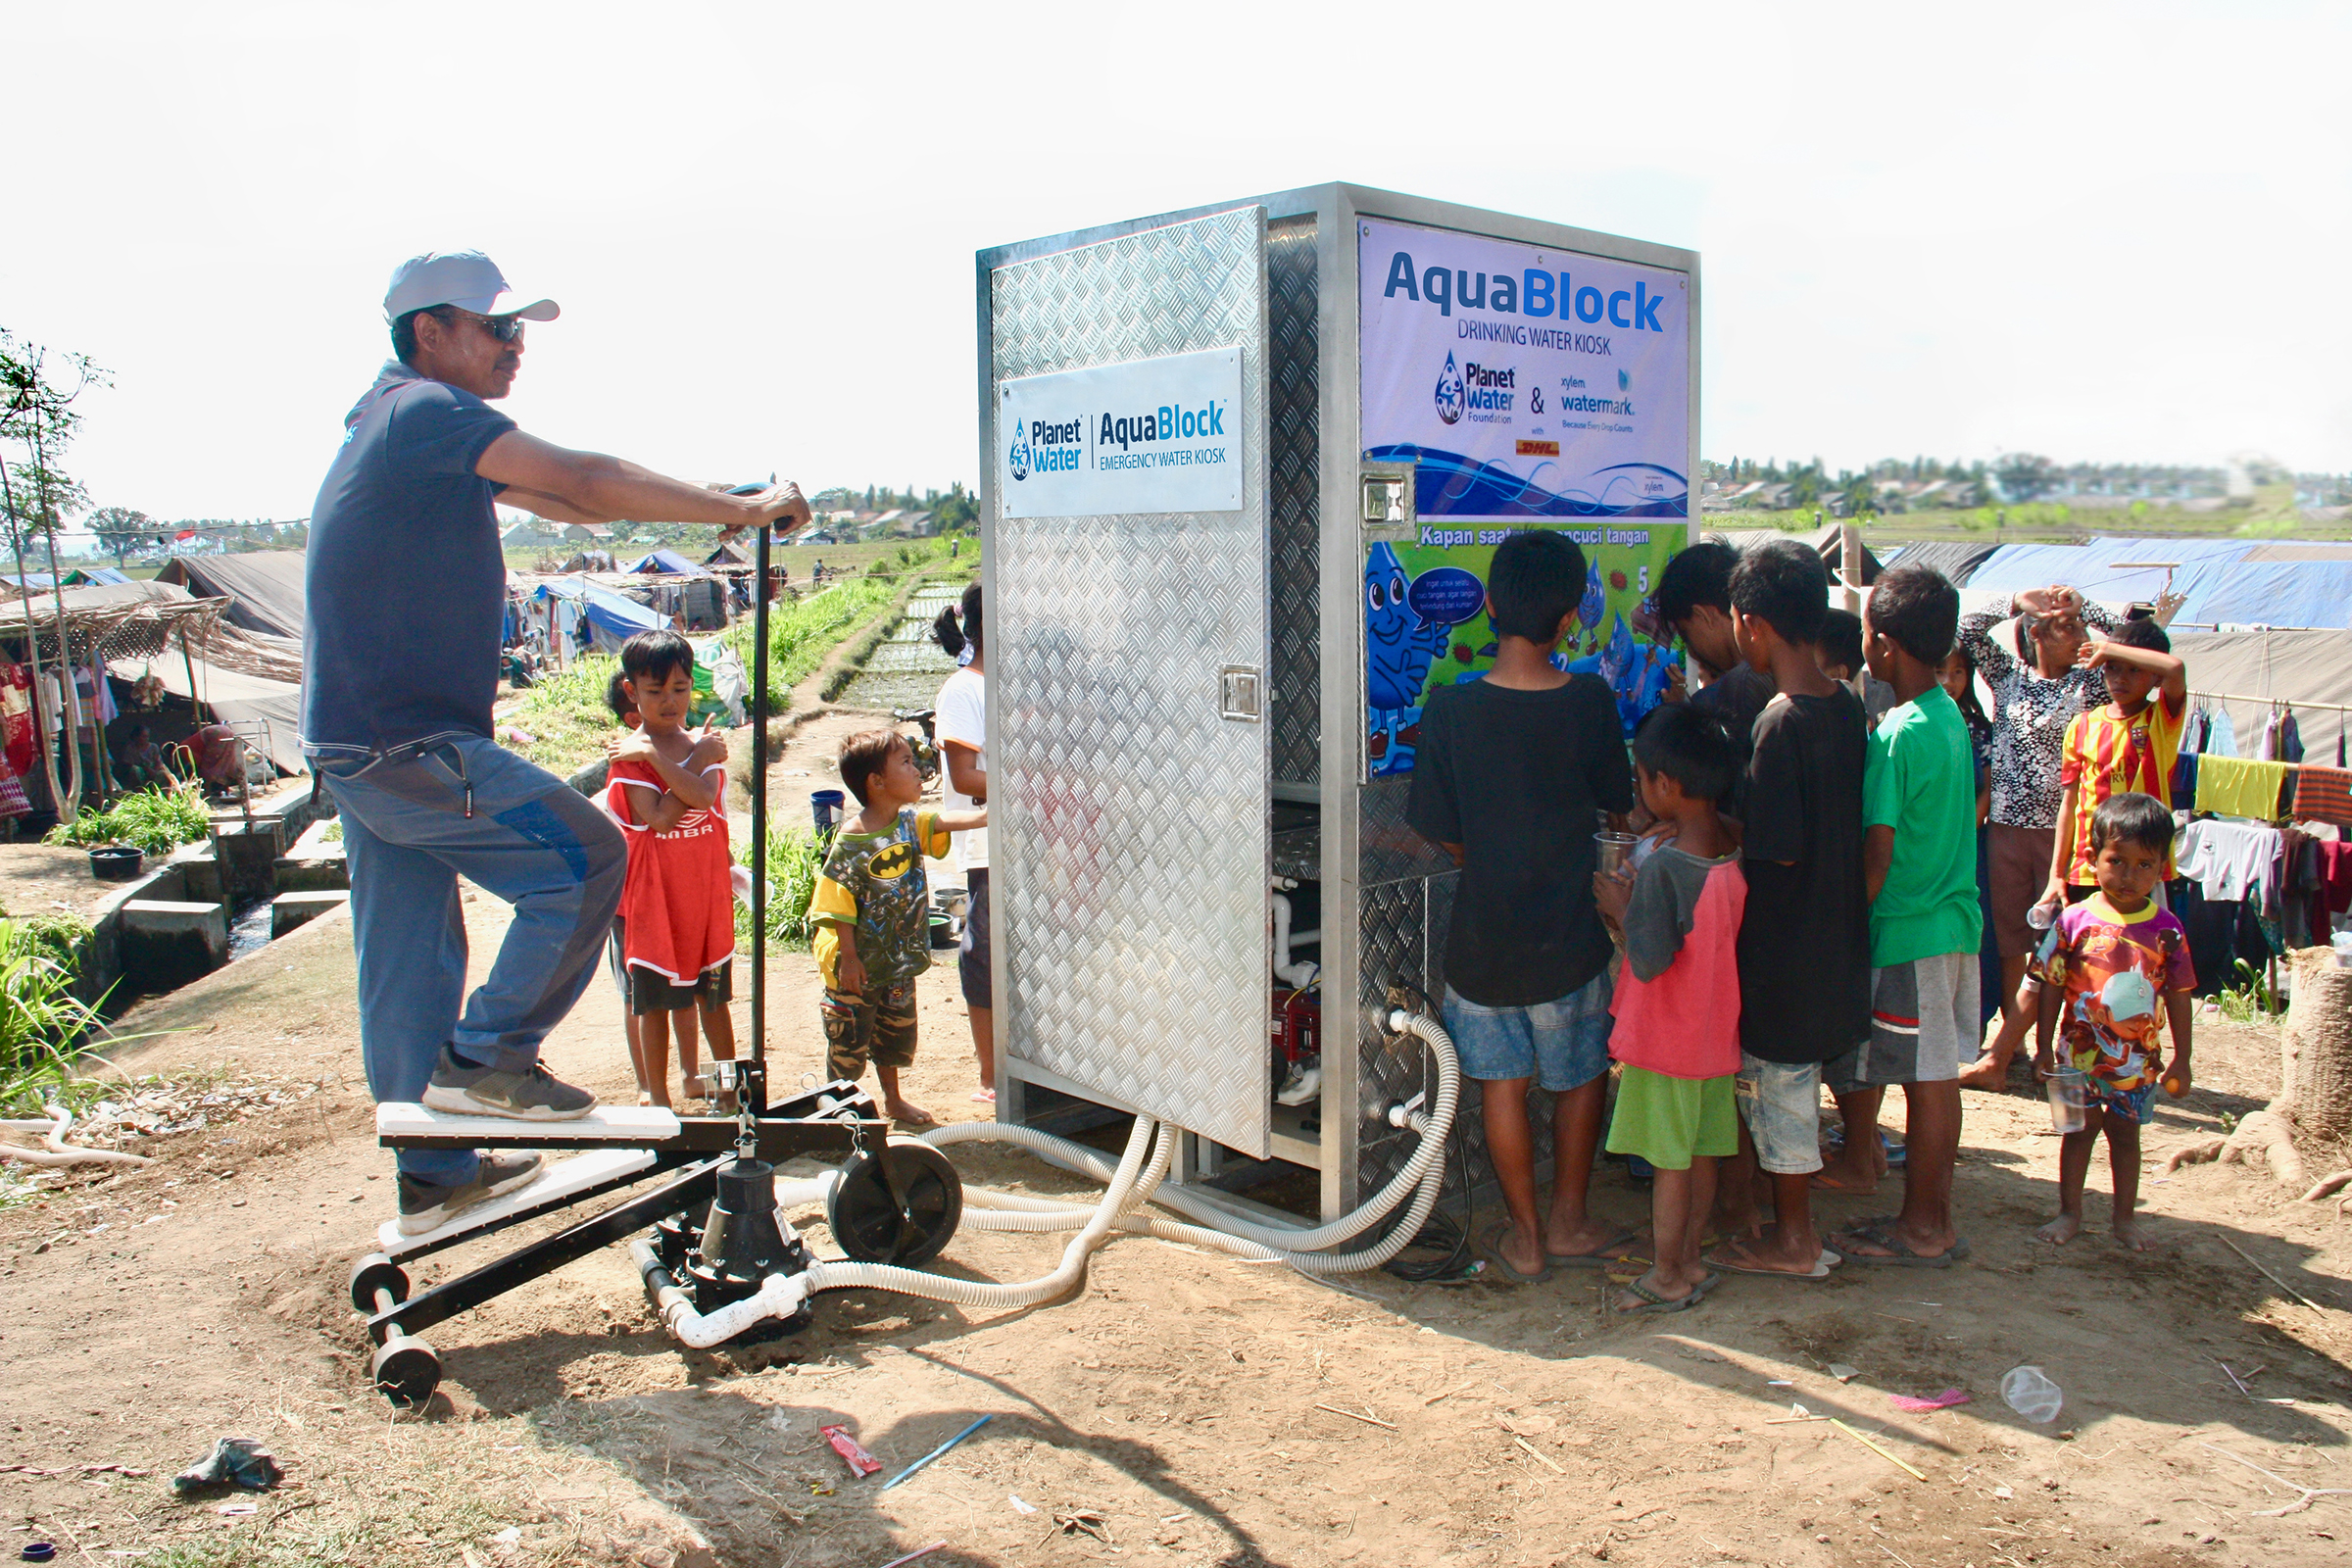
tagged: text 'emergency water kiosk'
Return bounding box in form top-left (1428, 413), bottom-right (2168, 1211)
top-left (978, 184), bottom-right (1700, 1227)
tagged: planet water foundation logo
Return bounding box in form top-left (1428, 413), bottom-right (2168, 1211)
top-left (1433, 352), bottom-right (1465, 425)
top-left (1006, 421), bottom-right (1031, 482)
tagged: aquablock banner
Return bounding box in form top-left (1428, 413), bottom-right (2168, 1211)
top-left (1358, 218), bottom-right (1689, 520)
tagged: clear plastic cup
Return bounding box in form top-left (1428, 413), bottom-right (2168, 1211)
top-left (2045, 1069), bottom-right (2088, 1135)
top-left (1594, 832), bottom-right (1639, 881)
top-left (2026, 897), bottom-right (2062, 931)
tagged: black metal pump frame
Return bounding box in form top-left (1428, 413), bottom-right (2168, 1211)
top-left (364, 511), bottom-right (915, 1363)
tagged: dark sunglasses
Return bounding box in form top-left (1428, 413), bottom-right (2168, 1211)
top-left (441, 308), bottom-right (526, 343)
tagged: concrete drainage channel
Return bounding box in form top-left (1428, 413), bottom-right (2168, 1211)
top-left (77, 793), bottom-right (348, 1007)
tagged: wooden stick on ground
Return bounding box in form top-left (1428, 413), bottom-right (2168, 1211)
top-left (2217, 1235), bottom-right (2330, 1314)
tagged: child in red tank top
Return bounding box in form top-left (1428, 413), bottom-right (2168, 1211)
top-left (605, 631), bottom-right (736, 1107)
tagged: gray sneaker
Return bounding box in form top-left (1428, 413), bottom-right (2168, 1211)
top-left (396, 1152), bottom-right (546, 1236)
top-left (419, 1048), bottom-right (598, 1121)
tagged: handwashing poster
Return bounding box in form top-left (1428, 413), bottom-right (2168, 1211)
top-left (1364, 523), bottom-right (1684, 777)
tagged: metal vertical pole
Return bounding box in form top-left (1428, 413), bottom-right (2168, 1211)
top-left (750, 521), bottom-right (770, 1067)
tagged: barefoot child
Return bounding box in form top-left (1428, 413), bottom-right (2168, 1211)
top-left (812, 729), bottom-right (987, 1126)
top-left (2032, 793), bottom-right (2193, 1249)
top-left (605, 632), bottom-right (736, 1108)
top-left (1704, 540), bottom-right (1869, 1280)
top-left (1595, 704), bottom-right (1746, 1312)
top-left (1406, 530), bottom-right (1638, 1283)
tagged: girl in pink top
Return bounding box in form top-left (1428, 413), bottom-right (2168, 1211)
top-left (1595, 704), bottom-right (1747, 1314)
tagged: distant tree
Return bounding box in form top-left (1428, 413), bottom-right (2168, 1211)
top-left (933, 481), bottom-right (979, 533)
top-left (1995, 453), bottom-right (2056, 502)
top-left (86, 504), bottom-right (154, 566)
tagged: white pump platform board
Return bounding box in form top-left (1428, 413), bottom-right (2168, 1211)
top-left (375, 1102), bottom-right (683, 1147)
top-left (374, 1145), bottom-right (661, 1254)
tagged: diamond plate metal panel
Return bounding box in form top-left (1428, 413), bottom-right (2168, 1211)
top-left (989, 208), bottom-right (1273, 1158)
top-left (1267, 218), bottom-right (1320, 789)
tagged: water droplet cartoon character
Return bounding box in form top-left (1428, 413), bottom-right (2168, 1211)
top-left (1364, 541), bottom-right (1446, 776)
top-left (1575, 560), bottom-right (1607, 654)
top-left (1569, 612), bottom-right (1674, 737)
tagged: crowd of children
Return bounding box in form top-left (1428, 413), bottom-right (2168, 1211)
top-left (1410, 534), bottom-right (2196, 1312)
top-left (596, 530), bottom-right (2197, 1301)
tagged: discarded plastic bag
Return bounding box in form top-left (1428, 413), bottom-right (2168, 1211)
top-left (2000, 1365), bottom-right (2062, 1424)
top-left (1888, 1388), bottom-right (1971, 1413)
top-left (172, 1437), bottom-right (281, 1494)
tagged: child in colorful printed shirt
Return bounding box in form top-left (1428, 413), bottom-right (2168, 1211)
top-left (1595, 703), bottom-right (1745, 1314)
top-left (2043, 617), bottom-right (2186, 907)
top-left (811, 729), bottom-right (987, 1126)
top-left (606, 633), bottom-right (736, 1109)
top-left (2032, 792), bottom-right (2195, 1250)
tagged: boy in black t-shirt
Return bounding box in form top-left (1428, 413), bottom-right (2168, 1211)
top-left (1701, 540), bottom-right (1872, 1281)
top-left (1408, 531), bottom-right (1638, 1283)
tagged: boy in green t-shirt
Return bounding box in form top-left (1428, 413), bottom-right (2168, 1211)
top-left (1831, 564), bottom-right (1983, 1268)
top-left (810, 729), bottom-right (988, 1125)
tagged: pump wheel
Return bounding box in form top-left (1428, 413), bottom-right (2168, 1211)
top-left (348, 1253), bottom-right (410, 1314)
top-left (371, 1335), bottom-right (441, 1408)
top-left (828, 1143), bottom-right (962, 1267)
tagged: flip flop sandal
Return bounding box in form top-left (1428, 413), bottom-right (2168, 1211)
top-left (1831, 1222), bottom-right (1960, 1268)
top-left (1481, 1223), bottom-right (1551, 1284)
top-left (1703, 1239), bottom-right (1834, 1280)
top-left (1807, 1170), bottom-right (1880, 1193)
top-left (1613, 1276), bottom-right (1703, 1315)
top-left (1545, 1231), bottom-right (1643, 1269)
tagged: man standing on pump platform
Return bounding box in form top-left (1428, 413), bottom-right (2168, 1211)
top-left (304, 250), bottom-right (811, 1236)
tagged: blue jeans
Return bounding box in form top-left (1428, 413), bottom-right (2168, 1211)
top-left (318, 737), bottom-right (625, 1184)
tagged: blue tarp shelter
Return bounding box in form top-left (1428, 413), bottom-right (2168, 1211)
top-left (1955, 537), bottom-right (2352, 630)
top-left (531, 576), bottom-right (667, 652)
top-left (625, 548), bottom-right (703, 575)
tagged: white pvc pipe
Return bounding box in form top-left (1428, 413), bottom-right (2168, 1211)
top-left (629, 1236), bottom-right (812, 1348)
top-left (641, 1013), bottom-right (1460, 1335)
top-left (1270, 894), bottom-right (1321, 988)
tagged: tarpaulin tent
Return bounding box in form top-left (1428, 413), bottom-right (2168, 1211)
top-left (2169, 628), bottom-right (2352, 765)
top-left (153, 550), bottom-right (308, 640)
top-left (106, 649), bottom-right (306, 775)
top-left (70, 566), bottom-right (133, 586)
top-left (624, 548), bottom-right (705, 575)
top-left (530, 576), bottom-right (666, 652)
top-left (1878, 540), bottom-right (2001, 585)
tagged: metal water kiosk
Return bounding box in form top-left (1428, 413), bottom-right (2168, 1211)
top-left (978, 184), bottom-right (1699, 1225)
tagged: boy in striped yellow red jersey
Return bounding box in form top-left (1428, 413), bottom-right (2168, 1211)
top-left (2041, 617), bottom-right (2186, 912)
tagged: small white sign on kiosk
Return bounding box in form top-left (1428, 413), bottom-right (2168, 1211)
top-left (997, 347), bottom-right (1245, 519)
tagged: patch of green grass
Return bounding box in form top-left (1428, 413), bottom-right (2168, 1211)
top-left (735, 821), bottom-right (825, 953)
top-left (2216, 958), bottom-right (2282, 1025)
top-left (41, 782), bottom-right (212, 856)
top-left (495, 654), bottom-right (620, 774)
top-left (725, 578), bottom-right (898, 714)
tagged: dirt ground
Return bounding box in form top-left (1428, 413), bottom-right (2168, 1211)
top-left (5, 715), bottom-right (2352, 1568)
top-left (0, 842), bottom-right (140, 918)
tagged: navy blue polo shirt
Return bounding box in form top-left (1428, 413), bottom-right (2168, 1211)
top-left (302, 363), bottom-right (515, 758)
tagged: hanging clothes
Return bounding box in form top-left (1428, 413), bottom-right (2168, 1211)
top-left (2172, 752), bottom-right (2199, 808)
top-left (2278, 708), bottom-right (2303, 764)
top-left (2258, 709), bottom-right (2281, 762)
top-left (2175, 817), bottom-right (2284, 906)
top-left (85, 653), bottom-right (117, 725)
top-left (2205, 707), bottom-right (2238, 758)
top-left (2179, 704), bottom-right (2205, 757)
top-left (2194, 756), bottom-right (2290, 821)
top-left (0, 664), bottom-right (31, 781)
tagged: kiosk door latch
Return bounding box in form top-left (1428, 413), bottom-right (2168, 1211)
top-left (1220, 666), bottom-right (1263, 722)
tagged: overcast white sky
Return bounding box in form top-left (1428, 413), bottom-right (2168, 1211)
top-left (4, 0), bottom-right (2344, 520)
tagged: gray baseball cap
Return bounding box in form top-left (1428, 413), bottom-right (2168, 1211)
top-left (382, 251), bottom-right (560, 323)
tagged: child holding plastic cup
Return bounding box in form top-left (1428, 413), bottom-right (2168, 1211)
top-left (2030, 792), bottom-right (2194, 1250)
